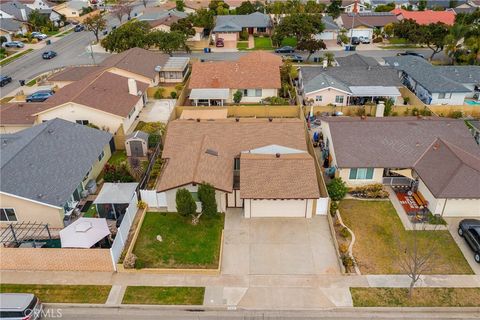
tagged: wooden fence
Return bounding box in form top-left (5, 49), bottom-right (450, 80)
top-left (174, 105), bottom-right (301, 119)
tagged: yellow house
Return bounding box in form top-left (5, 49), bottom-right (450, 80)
top-left (0, 118), bottom-right (113, 228)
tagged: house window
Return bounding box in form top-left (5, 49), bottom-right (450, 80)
top-left (84, 166), bottom-right (92, 180)
top-left (243, 89), bottom-right (262, 97)
top-left (128, 107), bottom-right (135, 119)
top-left (0, 208), bottom-right (17, 222)
top-left (315, 95), bottom-right (322, 102)
top-left (76, 120), bottom-right (89, 125)
top-left (335, 95), bottom-right (344, 104)
top-left (438, 92), bottom-right (452, 99)
top-left (349, 168), bottom-right (374, 180)
top-left (98, 150), bottom-right (105, 162)
top-left (257, 27), bottom-right (267, 33)
top-left (255, 89), bottom-right (262, 97)
top-left (190, 192), bottom-right (199, 201)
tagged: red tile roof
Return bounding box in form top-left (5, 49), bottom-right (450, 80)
top-left (391, 9), bottom-right (456, 26)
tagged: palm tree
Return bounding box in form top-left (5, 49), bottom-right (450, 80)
top-left (444, 24), bottom-right (466, 65)
top-left (324, 52), bottom-right (335, 67)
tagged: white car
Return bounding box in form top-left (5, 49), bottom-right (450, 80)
top-left (31, 32), bottom-right (48, 40)
top-left (359, 36), bottom-right (371, 44)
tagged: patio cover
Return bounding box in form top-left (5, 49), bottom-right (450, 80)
top-left (190, 88), bottom-right (230, 100)
top-left (349, 86), bottom-right (401, 97)
top-left (60, 218), bottom-right (110, 248)
top-left (94, 183), bottom-right (138, 204)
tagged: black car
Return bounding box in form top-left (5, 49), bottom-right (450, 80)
top-left (74, 24), bottom-right (84, 32)
top-left (397, 51), bottom-right (425, 59)
top-left (282, 54), bottom-right (304, 63)
top-left (275, 46), bottom-right (295, 54)
top-left (42, 51), bottom-right (57, 59)
top-left (351, 37), bottom-right (360, 45)
top-left (0, 75), bottom-right (12, 87)
top-left (458, 219), bottom-right (480, 263)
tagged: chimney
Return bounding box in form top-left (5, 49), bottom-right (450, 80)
top-left (20, 8), bottom-right (27, 21)
top-left (128, 78), bottom-right (137, 96)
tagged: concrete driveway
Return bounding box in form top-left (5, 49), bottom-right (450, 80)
top-left (221, 209), bottom-right (341, 276)
top-left (445, 217), bottom-right (480, 275)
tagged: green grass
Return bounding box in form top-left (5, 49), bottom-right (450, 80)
top-left (108, 150), bottom-right (127, 165)
top-left (351, 288), bottom-right (480, 307)
top-left (339, 199), bottom-right (472, 275)
top-left (237, 41), bottom-right (249, 50)
top-left (388, 37), bottom-right (409, 45)
top-left (254, 36), bottom-right (274, 50)
top-left (26, 78), bottom-right (37, 87)
top-left (0, 284), bottom-right (111, 303)
top-left (0, 49), bottom-right (34, 67)
top-left (132, 212), bottom-right (224, 269)
top-left (122, 286), bottom-right (205, 305)
top-left (83, 205), bottom-right (98, 218)
top-left (55, 29), bottom-right (74, 37)
top-left (281, 37), bottom-right (297, 47)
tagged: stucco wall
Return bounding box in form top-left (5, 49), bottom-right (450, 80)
top-left (304, 88), bottom-right (349, 106)
top-left (123, 95), bottom-right (146, 134)
top-left (107, 68), bottom-right (154, 86)
top-left (165, 184), bottom-right (227, 213)
top-left (229, 88), bottom-right (277, 103)
top-left (430, 92), bottom-right (467, 105)
top-left (337, 168), bottom-right (384, 187)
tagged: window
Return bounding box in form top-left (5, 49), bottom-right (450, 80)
top-left (234, 158), bottom-right (240, 170)
top-left (98, 150), bottom-right (105, 162)
top-left (335, 95), bottom-right (344, 104)
top-left (76, 120), bottom-right (89, 125)
top-left (255, 89), bottom-right (262, 97)
top-left (190, 192), bottom-right (199, 201)
top-left (84, 166), bottom-right (92, 180)
top-left (0, 208), bottom-right (17, 222)
top-left (127, 107), bottom-right (135, 119)
top-left (438, 92), bottom-right (452, 99)
top-left (243, 89), bottom-right (262, 97)
top-left (349, 168), bottom-right (374, 180)
top-left (315, 95), bottom-right (322, 102)
top-left (257, 27), bottom-right (266, 33)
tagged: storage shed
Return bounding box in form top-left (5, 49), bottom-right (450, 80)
top-left (125, 131), bottom-right (149, 157)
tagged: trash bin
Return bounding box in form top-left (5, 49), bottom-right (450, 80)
top-left (19, 80), bottom-right (25, 86)
top-left (313, 57), bottom-right (320, 63)
top-left (203, 47), bottom-right (210, 53)
top-left (46, 39), bottom-right (51, 45)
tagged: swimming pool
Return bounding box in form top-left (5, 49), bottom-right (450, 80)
top-left (465, 100), bottom-right (480, 106)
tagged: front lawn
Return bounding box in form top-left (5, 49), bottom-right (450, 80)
top-left (237, 41), bottom-right (248, 50)
top-left (122, 286), bottom-right (204, 305)
top-left (351, 287), bottom-right (480, 307)
top-left (254, 36), bottom-right (273, 50)
top-left (132, 212), bottom-right (224, 269)
top-left (0, 284), bottom-right (111, 303)
top-left (339, 200), bottom-right (472, 274)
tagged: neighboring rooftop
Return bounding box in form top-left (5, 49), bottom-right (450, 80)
top-left (0, 102), bottom-right (54, 125)
top-left (48, 66), bottom-right (103, 82)
top-left (322, 15), bottom-right (340, 31)
top-left (391, 8), bottom-right (456, 25)
top-left (340, 12), bottom-right (398, 28)
top-left (335, 53), bottom-right (379, 68)
top-left (213, 12), bottom-right (271, 32)
top-left (0, 17), bottom-right (24, 32)
top-left (0, 118), bottom-right (112, 207)
top-left (0, 1), bottom-right (32, 20)
top-left (138, 8), bottom-right (188, 27)
top-left (94, 182), bottom-right (139, 204)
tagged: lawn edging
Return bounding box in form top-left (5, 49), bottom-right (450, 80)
top-left (326, 208), bottom-right (347, 274)
top-left (121, 206), bottom-right (147, 265)
top-left (336, 209), bottom-right (361, 275)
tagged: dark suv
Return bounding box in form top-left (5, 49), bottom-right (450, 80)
top-left (458, 219), bottom-right (480, 263)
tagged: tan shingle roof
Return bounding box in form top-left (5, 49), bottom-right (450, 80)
top-left (0, 102), bottom-right (54, 125)
top-left (188, 51), bottom-right (282, 89)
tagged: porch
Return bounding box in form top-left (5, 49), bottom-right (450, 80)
top-left (345, 86), bottom-right (401, 106)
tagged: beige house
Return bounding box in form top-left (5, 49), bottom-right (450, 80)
top-left (0, 118), bottom-right (112, 228)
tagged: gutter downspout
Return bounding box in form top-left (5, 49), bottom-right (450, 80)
top-left (441, 198), bottom-right (448, 216)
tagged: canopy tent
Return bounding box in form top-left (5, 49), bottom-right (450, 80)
top-left (349, 86), bottom-right (401, 97)
top-left (60, 218), bottom-right (110, 248)
top-left (390, 169), bottom-right (414, 180)
top-left (94, 183), bottom-right (138, 220)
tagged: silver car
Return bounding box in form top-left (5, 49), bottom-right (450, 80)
top-left (0, 293), bottom-right (43, 320)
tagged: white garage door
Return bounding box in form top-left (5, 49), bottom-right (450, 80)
top-left (250, 199), bottom-right (307, 218)
top-left (316, 31), bottom-right (335, 40)
top-left (350, 29), bottom-right (372, 39)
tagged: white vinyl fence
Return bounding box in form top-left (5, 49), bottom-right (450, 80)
top-left (109, 196), bottom-right (138, 268)
top-left (316, 197), bottom-right (329, 215)
top-left (140, 190), bottom-right (167, 208)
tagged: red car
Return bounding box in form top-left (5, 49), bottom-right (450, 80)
top-left (215, 38), bottom-right (224, 47)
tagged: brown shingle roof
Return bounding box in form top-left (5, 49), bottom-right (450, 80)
top-left (148, 15), bottom-right (183, 28)
top-left (340, 13), bottom-right (398, 28)
top-left (48, 66), bottom-right (103, 82)
top-left (240, 153), bottom-right (320, 199)
top-left (188, 51), bottom-right (282, 89)
top-left (0, 102), bottom-right (54, 125)
top-left (157, 118), bottom-right (319, 199)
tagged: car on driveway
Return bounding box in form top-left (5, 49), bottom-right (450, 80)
top-left (3, 41), bottom-right (24, 48)
top-left (351, 37), bottom-right (360, 45)
top-left (42, 50), bottom-right (57, 59)
top-left (26, 90), bottom-right (54, 102)
top-left (31, 32), bottom-right (48, 40)
top-left (397, 51), bottom-right (425, 59)
top-left (0, 75), bottom-right (12, 87)
top-left (282, 54), bottom-right (304, 63)
top-left (275, 46), bottom-right (295, 53)
top-left (458, 219), bottom-right (480, 263)
top-left (74, 24), bottom-right (85, 32)
top-left (359, 36), bottom-right (370, 44)
top-left (215, 38), bottom-right (224, 47)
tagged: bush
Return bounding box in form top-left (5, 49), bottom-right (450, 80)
top-left (233, 90), bottom-right (243, 104)
top-left (403, 97), bottom-right (410, 105)
top-left (262, 96), bottom-right (288, 105)
top-left (138, 200), bottom-right (147, 209)
top-left (170, 91), bottom-right (177, 99)
top-left (327, 178), bottom-right (349, 201)
top-left (154, 87), bottom-right (165, 99)
top-left (341, 254), bottom-right (355, 272)
top-left (349, 184), bottom-right (389, 199)
top-left (383, 98), bottom-right (394, 116)
top-left (123, 254), bottom-right (137, 269)
top-left (448, 110), bottom-right (463, 119)
top-left (411, 107), bottom-right (419, 116)
top-left (175, 188), bottom-right (197, 217)
top-left (419, 107), bottom-right (432, 116)
top-left (174, 83), bottom-right (184, 92)
top-left (239, 30), bottom-right (249, 41)
top-left (372, 36), bottom-right (383, 43)
top-left (355, 107), bottom-right (366, 116)
top-left (104, 163), bottom-right (135, 182)
top-left (198, 183), bottom-right (217, 215)
top-left (330, 201), bottom-right (339, 216)
top-left (339, 243), bottom-right (348, 254)
top-left (339, 227), bottom-right (350, 239)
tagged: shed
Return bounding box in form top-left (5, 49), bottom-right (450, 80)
top-left (94, 183), bottom-right (138, 220)
top-left (125, 131), bottom-right (149, 157)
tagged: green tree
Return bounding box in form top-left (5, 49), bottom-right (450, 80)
top-left (391, 19), bottom-right (420, 40)
top-left (233, 90), bottom-right (243, 103)
top-left (418, 0), bottom-right (427, 11)
top-left (176, 188), bottom-right (197, 217)
top-left (83, 13), bottom-right (107, 43)
top-left (198, 183), bottom-right (217, 216)
top-left (297, 38), bottom-right (326, 61)
top-left (148, 30), bottom-right (189, 55)
top-left (324, 52), bottom-right (335, 66)
top-left (327, 0), bottom-right (342, 19)
top-left (445, 23), bottom-right (467, 64)
top-left (236, 1), bottom-right (256, 14)
top-left (28, 10), bottom-right (50, 31)
top-left (375, 2), bottom-right (395, 12)
top-left (190, 9), bottom-right (215, 30)
top-left (176, 0), bottom-right (185, 11)
top-left (171, 18), bottom-right (196, 37)
top-left (327, 178), bottom-right (348, 201)
top-left (102, 20), bottom-right (151, 53)
top-left (305, 0), bottom-right (324, 13)
top-left (272, 13), bottom-right (324, 46)
top-left (418, 23), bottom-right (451, 60)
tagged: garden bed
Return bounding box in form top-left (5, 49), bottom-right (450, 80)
top-left (122, 286), bottom-right (204, 305)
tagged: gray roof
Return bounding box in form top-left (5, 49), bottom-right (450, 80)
top-left (322, 15), bottom-right (340, 31)
top-left (301, 67), bottom-right (351, 94)
top-left (213, 12), bottom-right (271, 32)
top-left (384, 55), bottom-right (477, 93)
top-left (93, 183), bottom-right (138, 204)
top-left (126, 130), bottom-right (149, 142)
top-left (0, 18), bottom-right (24, 32)
top-left (323, 117), bottom-right (480, 198)
top-left (0, 1), bottom-right (32, 21)
top-left (0, 118), bottom-right (112, 207)
top-left (139, 9), bottom-right (187, 21)
top-left (335, 54), bottom-right (379, 68)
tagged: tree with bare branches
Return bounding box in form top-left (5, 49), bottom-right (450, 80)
top-left (124, 3), bottom-right (134, 20)
top-left (112, 1), bottom-right (127, 23)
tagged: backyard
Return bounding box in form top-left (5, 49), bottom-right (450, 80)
top-left (122, 286), bottom-right (204, 305)
top-left (339, 199), bottom-right (472, 275)
top-left (132, 212), bottom-right (224, 269)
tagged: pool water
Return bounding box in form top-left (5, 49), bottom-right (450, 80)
top-left (465, 100), bottom-right (480, 106)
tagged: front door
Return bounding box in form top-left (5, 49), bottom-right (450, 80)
top-left (248, 27), bottom-right (254, 34)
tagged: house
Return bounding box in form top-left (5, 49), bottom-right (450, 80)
top-left (342, 0), bottom-right (369, 13)
top-left (320, 116), bottom-right (480, 218)
top-left (0, 0), bottom-right (53, 10)
top-left (338, 12), bottom-right (399, 39)
top-left (0, 18), bottom-right (27, 41)
top-left (391, 8), bottom-right (456, 25)
top-left (188, 51), bottom-right (282, 106)
top-left (183, 0), bottom-right (210, 13)
top-left (467, 120), bottom-right (480, 145)
top-left (138, 9), bottom-right (188, 32)
top-left (54, 1), bottom-right (89, 18)
top-left (452, 0), bottom-right (480, 14)
top-left (0, 118), bottom-right (113, 228)
top-left (384, 55), bottom-right (480, 105)
top-left (298, 56), bottom-right (402, 106)
top-left (0, 1), bottom-right (32, 21)
top-left (156, 118), bottom-right (320, 218)
top-left (369, 0), bottom-right (412, 9)
top-left (315, 15), bottom-right (340, 41)
top-left (212, 12), bottom-right (272, 45)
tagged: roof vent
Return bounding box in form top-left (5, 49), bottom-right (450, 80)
top-left (47, 129), bottom-right (55, 134)
top-left (196, 118), bottom-right (200, 122)
top-left (205, 149), bottom-right (218, 156)
top-left (433, 142), bottom-right (440, 150)
top-left (275, 153), bottom-right (280, 158)
top-left (268, 117), bottom-right (273, 122)
top-left (235, 118), bottom-right (239, 122)
top-left (416, 142), bottom-right (420, 147)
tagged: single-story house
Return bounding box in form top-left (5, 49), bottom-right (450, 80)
top-left (320, 116), bottom-right (480, 218)
top-left (315, 15), bottom-right (340, 41)
top-left (452, 1), bottom-right (480, 14)
top-left (53, 1), bottom-right (89, 18)
top-left (369, 0), bottom-right (412, 10)
top-left (0, 118), bottom-right (113, 228)
top-left (138, 9), bottom-right (188, 32)
top-left (1, 0), bottom-right (53, 10)
top-left (188, 51), bottom-right (282, 105)
top-left (183, 0), bottom-right (209, 13)
top-left (0, 18), bottom-right (27, 41)
top-left (391, 8), bottom-right (456, 25)
top-left (338, 12), bottom-right (399, 39)
top-left (156, 118), bottom-right (320, 218)
top-left (384, 55), bottom-right (480, 105)
top-left (93, 182), bottom-right (138, 221)
top-left (0, 1), bottom-right (32, 21)
top-left (298, 57), bottom-right (403, 106)
top-left (212, 12), bottom-right (272, 44)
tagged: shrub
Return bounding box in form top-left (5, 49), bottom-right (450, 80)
top-left (262, 96), bottom-right (288, 105)
top-left (355, 107), bottom-right (366, 116)
top-left (411, 107), bottom-right (419, 116)
top-left (123, 254), bottom-right (137, 269)
top-left (404, 108), bottom-right (410, 115)
top-left (327, 178), bottom-right (348, 201)
top-left (403, 97), bottom-right (410, 105)
top-left (341, 254), bottom-right (355, 272)
top-left (170, 91), bottom-right (177, 99)
top-left (349, 184), bottom-right (389, 199)
top-left (154, 87), bottom-right (165, 99)
top-left (419, 107), bottom-right (432, 116)
top-left (330, 201), bottom-right (339, 216)
top-left (104, 163), bottom-right (135, 182)
top-left (239, 29), bottom-right (249, 41)
top-left (339, 243), bottom-right (348, 254)
top-left (233, 90), bottom-right (243, 104)
top-left (175, 188), bottom-right (197, 217)
top-left (137, 200), bottom-right (147, 209)
top-left (448, 110), bottom-right (463, 119)
top-left (383, 98), bottom-right (394, 116)
top-left (198, 183), bottom-right (217, 215)
top-left (339, 227), bottom-right (350, 239)
top-left (372, 36), bottom-right (383, 43)
top-left (174, 83), bottom-right (184, 92)
top-left (134, 259), bottom-right (145, 269)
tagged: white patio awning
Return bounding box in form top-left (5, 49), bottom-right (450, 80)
top-left (349, 86), bottom-right (401, 97)
top-left (190, 88), bottom-right (230, 100)
top-left (60, 218), bottom-right (110, 248)
top-left (94, 183), bottom-right (138, 204)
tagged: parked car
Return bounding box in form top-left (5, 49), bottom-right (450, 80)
top-left (74, 24), bottom-right (85, 32)
top-left (397, 51), bottom-right (425, 59)
top-left (26, 90), bottom-right (54, 102)
top-left (215, 38), bottom-right (224, 47)
top-left (275, 46), bottom-right (295, 53)
top-left (458, 219), bottom-right (480, 263)
top-left (0, 293), bottom-right (43, 320)
top-left (42, 50), bottom-right (57, 59)
top-left (0, 75), bottom-right (12, 87)
top-left (3, 41), bottom-right (24, 48)
top-left (359, 36), bottom-right (370, 44)
top-left (282, 54), bottom-right (304, 63)
top-left (31, 32), bottom-right (48, 40)
top-left (350, 37), bottom-right (360, 45)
